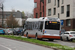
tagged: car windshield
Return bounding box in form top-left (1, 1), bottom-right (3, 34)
top-left (19, 28), bottom-right (23, 30)
top-left (15, 28), bottom-right (19, 31)
top-left (71, 32), bottom-right (75, 34)
top-left (9, 29), bottom-right (13, 31)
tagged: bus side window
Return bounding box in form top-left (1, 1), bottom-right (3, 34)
top-left (26, 22), bottom-right (28, 30)
top-left (40, 22), bottom-right (43, 31)
top-left (24, 22), bottom-right (27, 30)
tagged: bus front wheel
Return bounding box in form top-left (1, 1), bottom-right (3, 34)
top-left (35, 34), bottom-right (42, 40)
top-left (26, 33), bottom-right (30, 38)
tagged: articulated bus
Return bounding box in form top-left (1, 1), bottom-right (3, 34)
top-left (24, 17), bottom-right (61, 41)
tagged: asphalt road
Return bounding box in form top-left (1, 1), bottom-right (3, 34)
top-left (45, 40), bottom-right (75, 48)
top-left (0, 45), bottom-right (8, 50)
top-left (0, 38), bottom-right (53, 50)
top-left (16, 36), bottom-right (75, 48)
top-left (21, 36), bottom-right (75, 48)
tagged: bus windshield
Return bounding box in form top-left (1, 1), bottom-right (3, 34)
top-left (45, 21), bottom-right (60, 30)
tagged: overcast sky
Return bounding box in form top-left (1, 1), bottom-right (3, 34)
top-left (4, 0), bottom-right (34, 13)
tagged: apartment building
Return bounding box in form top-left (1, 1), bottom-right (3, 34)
top-left (0, 11), bottom-right (23, 26)
top-left (46, 0), bottom-right (75, 31)
top-left (34, 0), bottom-right (46, 18)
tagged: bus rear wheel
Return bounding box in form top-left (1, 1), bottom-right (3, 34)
top-left (60, 37), bottom-right (63, 41)
top-left (35, 34), bottom-right (38, 40)
top-left (49, 39), bottom-right (54, 41)
top-left (38, 38), bottom-right (42, 40)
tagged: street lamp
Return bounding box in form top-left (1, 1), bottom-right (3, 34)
top-left (0, 4), bottom-right (4, 27)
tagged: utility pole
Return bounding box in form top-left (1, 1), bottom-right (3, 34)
top-left (2, 4), bottom-right (4, 27)
top-left (0, 4), bottom-right (4, 27)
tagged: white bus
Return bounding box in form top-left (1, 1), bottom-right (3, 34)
top-left (24, 17), bottom-right (61, 41)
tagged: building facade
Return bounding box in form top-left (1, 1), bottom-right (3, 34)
top-left (0, 11), bottom-right (23, 27)
top-left (46, 0), bottom-right (75, 31)
top-left (34, 0), bottom-right (46, 18)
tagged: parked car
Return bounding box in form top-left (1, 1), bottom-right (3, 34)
top-left (60, 31), bottom-right (75, 41)
top-left (13, 28), bottom-right (23, 35)
top-left (20, 29), bottom-right (26, 36)
top-left (5, 29), bottom-right (14, 35)
top-left (0, 28), bottom-right (5, 35)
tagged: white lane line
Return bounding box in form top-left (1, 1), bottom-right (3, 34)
top-left (0, 44), bottom-right (12, 50)
top-left (70, 46), bottom-right (75, 48)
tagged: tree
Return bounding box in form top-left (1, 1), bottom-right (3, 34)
top-left (25, 12), bottom-right (33, 18)
top-left (6, 13), bottom-right (19, 28)
top-left (22, 11), bottom-right (25, 19)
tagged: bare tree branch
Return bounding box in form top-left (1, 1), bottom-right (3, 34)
top-left (6, 13), bottom-right (19, 28)
top-left (25, 12), bottom-right (33, 18)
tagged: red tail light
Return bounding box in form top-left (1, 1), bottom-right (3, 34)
top-left (69, 35), bottom-right (73, 37)
top-left (18, 30), bottom-right (20, 31)
top-left (43, 30), bottom-right (45, 34)
top-left (59, 31), bottom-right (61, 35)
top-left (60, 31), bottom-right (61, 33)
top-left (8, 30), bottom-right (10, 32)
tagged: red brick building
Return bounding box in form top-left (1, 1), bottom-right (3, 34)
top-left (34, 0), bottom-right (46, 18)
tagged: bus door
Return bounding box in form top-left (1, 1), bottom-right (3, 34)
top-left (37, 21), bottom-right (44, 38)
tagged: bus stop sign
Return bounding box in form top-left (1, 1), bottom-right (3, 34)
top-left (60, 20), bottom-right (63, 25)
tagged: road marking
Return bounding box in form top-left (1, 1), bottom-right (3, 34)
top-left (70, 46), bottom-right (75, 48)
top-left (0, 44), bottom-right (12, 50)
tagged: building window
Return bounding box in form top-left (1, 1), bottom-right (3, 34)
top-left (48, 0), bottom-right (51, 3)
top-left (66, 5), bottom-right (70, 17)
top-left (34, 2), bottom-right (37, 8)
top-left (4, 15), bottom-right (6, 19)
top-left (57, 0), bottom-right (60, 7)
top-left (53, 8), bottom-right (56, 15)
top-left (43, 6), bottom-right (44, 13)
top-left (13, 15), bottom-right (15, 17)
top-left (6, 14), bottom-right (10, 17)
top-left (40, 12), bottom-right (42, 17)
top-left (66, 19), bottom-right (71, 26)
top-left (0, 15), bottom-right (1, 18)
top-left (54, 0), bottom-right (56, 6)
top-left (62, 0), bottom-right (64, 4)
top-left (36, 13), bottom-right (38, 18)
top-left (61, 6), bottom-right (64, 14)
top-left (58, 13), bottom-right (59, 18)
top-left (48, 9), bottom-right (51, 16)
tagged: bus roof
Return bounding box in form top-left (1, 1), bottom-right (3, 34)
top-left (26, 17), bottom-right (60, 22)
